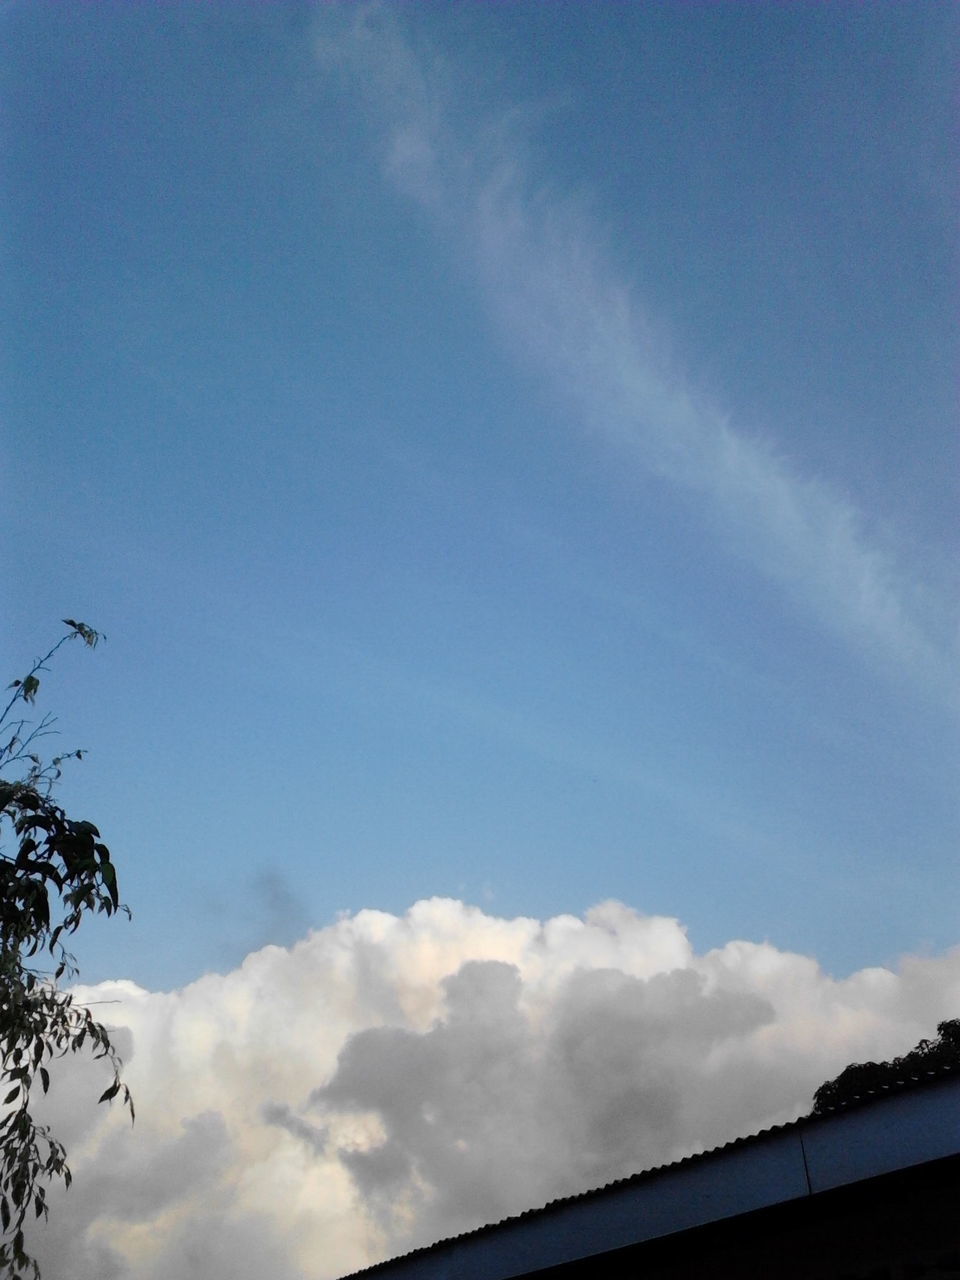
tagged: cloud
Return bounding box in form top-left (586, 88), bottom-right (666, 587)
top-left (314, 4), bottom-right (957, 702)
top-left (22, 899), bottom-right (960, 1278)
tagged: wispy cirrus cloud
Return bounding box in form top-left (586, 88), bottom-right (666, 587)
top-left (316, 4), bottom-right (956, 703)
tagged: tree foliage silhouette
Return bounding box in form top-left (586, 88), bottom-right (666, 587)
top-left (812, 1018), bottom-right (960, 1114)
top-left (0, 623), bottom-right (132, 1280)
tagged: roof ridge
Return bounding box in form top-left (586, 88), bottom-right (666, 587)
top-left (341, 1064), bottom-right (960, 1277)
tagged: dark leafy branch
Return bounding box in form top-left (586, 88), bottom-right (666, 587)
top-left (1, 623), bottom-right (132, 1280)
top-left (812, 1018), bottom-right (960, 1114)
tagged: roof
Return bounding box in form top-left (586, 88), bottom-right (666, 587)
top-left (341, 1066), bottom-right (960, 1280)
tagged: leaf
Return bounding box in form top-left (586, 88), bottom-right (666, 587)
top-left (100, 860), bottom-right (119, 909)
top-left (3, 1087), bottom-right (20, 1105)
top-left (20, 676), bottom-right (40, 705)
top-left (63, 620), bottom-right (100, 648)
top-left (14, 838), bottom-right (38, 863)
top-left (38, 1068), bottom-right (49, 1095)
top-left (98, 1080), bottom-right (120, 1104)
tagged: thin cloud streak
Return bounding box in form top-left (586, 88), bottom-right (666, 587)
top-left (317, 4), bottom-right (956, 702)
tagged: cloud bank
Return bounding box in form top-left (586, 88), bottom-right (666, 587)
top-left (23, 899), bottom-right (960, 1278)
top-left (316, 4), bottom-right (957, 700)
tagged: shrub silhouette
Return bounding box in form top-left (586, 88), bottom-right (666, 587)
top-left (812, 1019), bottom-right (960, 1114)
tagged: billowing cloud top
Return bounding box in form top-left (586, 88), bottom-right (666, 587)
top-left (25, 899), bottom-right (960, 1278)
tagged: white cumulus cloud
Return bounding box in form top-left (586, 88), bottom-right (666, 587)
top-left (21, 899), bottom-right (960, 1278)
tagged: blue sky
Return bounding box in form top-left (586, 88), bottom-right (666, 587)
top-left (3, 1), bottom-right (957, 989)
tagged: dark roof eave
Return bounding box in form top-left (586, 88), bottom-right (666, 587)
top-left (341, 1067), bottom-right (960, 1280)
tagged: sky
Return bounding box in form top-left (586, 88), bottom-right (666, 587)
top-left (1, 3), bottom-right (958, 1276)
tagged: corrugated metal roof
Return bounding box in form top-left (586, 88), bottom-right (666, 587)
top-left (340, 1063), bottom-right (960, 1279)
